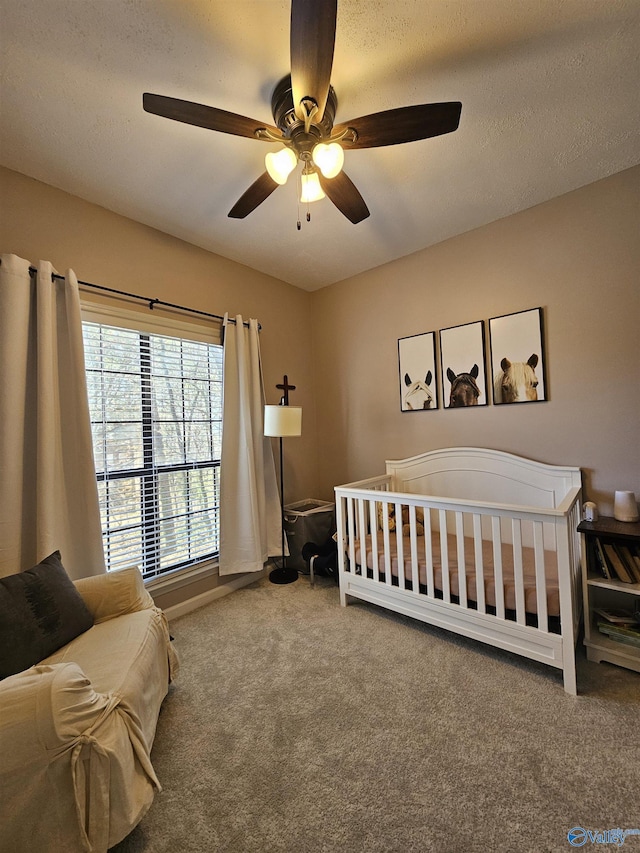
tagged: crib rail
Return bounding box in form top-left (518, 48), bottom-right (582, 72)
top-left (335, 477), bottom-right (583, 693)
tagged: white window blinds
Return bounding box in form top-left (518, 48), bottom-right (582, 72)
top-left (82, 314), bottom-right (223, 580)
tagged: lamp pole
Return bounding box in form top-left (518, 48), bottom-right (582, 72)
top-left (265, 378), bottom-right (302, 585)
top-left (268, 431), bottom-right (299, 584)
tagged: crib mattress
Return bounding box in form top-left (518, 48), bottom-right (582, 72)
top-left (353, 533), bottom-right (560, 617)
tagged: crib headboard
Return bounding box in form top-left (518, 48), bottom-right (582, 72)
top-left (385, 447), bottom-right (581, 510)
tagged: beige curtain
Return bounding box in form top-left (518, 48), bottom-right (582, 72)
top-left (219, 314), bottom-right (281, 575)
top-left (0, 254), bottom-right (105, 579)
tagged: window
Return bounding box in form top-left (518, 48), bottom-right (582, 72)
top-left (82, 307), bottom-right (223, 580)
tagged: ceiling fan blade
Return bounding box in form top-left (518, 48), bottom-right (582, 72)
top-left (318, 171), bottom-right (370, 224)
top-left (290, 0), bottom-right (337, 122)
top-left (334, 102), bottom-right (462, 149)
top-left (143, 93), bottom-right (281, 141)
top-left (228, 172), bottom-right (279, 219)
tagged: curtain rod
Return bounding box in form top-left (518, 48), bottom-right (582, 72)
top-left (18, 264), bottom-right (259, 330)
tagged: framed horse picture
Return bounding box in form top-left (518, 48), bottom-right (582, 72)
top-left (489, 308), bottom-right (547, 404)
top-left (439, 320), bottom-right (488, 408)
top-left (398, 331), bottom-right (438, 412)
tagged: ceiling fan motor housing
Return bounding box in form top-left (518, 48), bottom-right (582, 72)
top-left (271, 74), bottom-right (337, 160)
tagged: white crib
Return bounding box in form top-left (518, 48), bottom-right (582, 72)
top-left (334, 447), bottom-right (583, 694)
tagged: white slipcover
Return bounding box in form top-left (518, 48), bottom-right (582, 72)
top-left (0, 568), bottom-right (178, 852)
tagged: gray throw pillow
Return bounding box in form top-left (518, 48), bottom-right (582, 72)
top-left (0, 551), bottom-right (94, 679)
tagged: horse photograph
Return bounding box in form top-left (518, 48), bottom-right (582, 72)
top-left (489, 308), bottom-right (546, 404)
top-left (398, 331), bottom-right (438, 412)
top-left (440, 320), bottom-right (487, 408)
top-left (446, 364), bottom-right (482, 407)
top-left (493, 354), bottom-right (539, 403)
top-left (403, 371), bottom-right (434, 410)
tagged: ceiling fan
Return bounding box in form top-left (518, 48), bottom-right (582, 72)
top-left (143, 0), bottom-right (461, 225)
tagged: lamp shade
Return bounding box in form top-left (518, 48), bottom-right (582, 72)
top-left (264, 405), bottom-right (302, 437)
top-left (312, 142), bottom-right (344, 179)
top-left (265, 147), bottom-right (297, 185)
top-left (300, 171), bottom-right (325, 203)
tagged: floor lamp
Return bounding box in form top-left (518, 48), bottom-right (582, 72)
top-left (264, 400), bottom-right (302, 585)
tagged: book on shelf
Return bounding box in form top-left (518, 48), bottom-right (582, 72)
top-left (615, 542), bottom-right (640, 584)
top-left (597, 622), bottom-right (640, 649)
top-left (601, 632), bottom-right (640, 650)
top-left (597, 621), bottom-right (640, 638)
top-left (601, 541), bottom-right (635, 583)
top-left (593, 538), bottom-right (612, 579)
top-left (593, 607), bottom-right (638, 625)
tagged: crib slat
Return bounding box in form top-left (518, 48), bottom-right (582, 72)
top-left (395, 502), bottom-right (405, 590)
top-left (512, 518), bottom-right (526, 625)
top-left (347, 497), bottom-right (356, 576)
top-left (382, 499), bottom-right (392, 587)
top-left (455, 512), bottom-right (467, 608)
top-left (491, 516), bottom-right (505, 619)
top-left (357, 498), bottom-right (367, 582)
top-left (369, 501), bottom-right (379, 582)
top-left (473, 513), bottom-right (486, 613)
top-left (533, 520), bottom-right (548, 630)
top-left (357, 498), bottom-right (366, 539)
top-left (439, 509), bottom-right (450, 603)
top-left (409, 505), bottom-right (420, 592)
top-left (424, 509), bottom-right (435, 598)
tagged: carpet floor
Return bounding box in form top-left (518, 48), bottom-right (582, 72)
top-left (110, 575), bottom-right (640, 853)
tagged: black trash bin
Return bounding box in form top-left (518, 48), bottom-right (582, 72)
top-left (284, 500), bottom-right (336, 573)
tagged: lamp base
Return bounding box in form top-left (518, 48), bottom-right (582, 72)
top-left (269, 565), bottom-right (299, 585)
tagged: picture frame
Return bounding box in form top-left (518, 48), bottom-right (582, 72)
top-left (398, 331), bottom-right (438, 411)
top-left (439, 321), bottom-right (488, 408)
top-left (489, 308), bottom-right (546, 404)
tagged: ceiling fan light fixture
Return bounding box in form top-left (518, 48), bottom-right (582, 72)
top-left (312, 141), bottom-right (344, 178)
top-left (300, 170), bottom-right (325, 203)
top-left (265, 147), bottom-right (297, 185)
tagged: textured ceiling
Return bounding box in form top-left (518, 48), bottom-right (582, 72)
top-left (1, 1), bottom-right (639, 291)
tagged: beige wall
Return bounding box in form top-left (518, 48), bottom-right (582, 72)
top-left (311, 165), bottom-right (640, 517)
